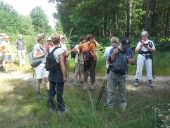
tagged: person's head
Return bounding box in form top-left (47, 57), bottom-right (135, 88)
top-left (46, 36), bottom-right (53, 45)
top-left (4, 35), bottom-right (9, 42)
top-left (110, 36), bottom-right (119, 48)
top-left (51, 35), bottom-right (60, 45)
top-left (141, 31), bottom-right (149, 41)
top-left (60, 35), bottom-right (65, 43)
top-left (86, 34), bottom-right (95, 42)
top-left (80, 35), bottom-right (86, 44)
top-left (36, 33), bottom-right (45, 44)
top-left (120, 37), bottom-right (128, 51)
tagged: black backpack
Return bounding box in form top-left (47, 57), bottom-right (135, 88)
top-left (45, 47), bottom-right (60, 72)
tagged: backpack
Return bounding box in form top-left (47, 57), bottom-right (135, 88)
top-left (28, 45), bottom-right (45, 68)
top-left (83, 51), bottom-right (94, 66)
top-left (45, 47), bottom-right (60, 72)
top-left (111, 49), bottom-right (127, 75)
top-left (28, 52), bottom-right (42, 68)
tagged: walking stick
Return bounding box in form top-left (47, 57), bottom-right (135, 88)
top-left (96, 76), bottom-right (107, 105)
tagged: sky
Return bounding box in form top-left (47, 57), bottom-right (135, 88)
top-left (4, 0), bottom-right (57, 28)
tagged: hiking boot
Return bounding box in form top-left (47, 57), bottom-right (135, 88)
top-left (134, 79), bottom-right (139, 87)
top-left (120, 103), bottom-right (127, 113)
top-left (49, 108), bottom-right (54, 112)
top-left (57, 108), bottom-right (69, 116)
top-left (147, 80), bottom-right (153, 87)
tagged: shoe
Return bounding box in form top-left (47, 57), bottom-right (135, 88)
top-left (49, 108), bottom-right (54, 112)
top-left (120, 103), bottom-right (127, 113)
top-left (134, 79), bottom-right (139, 87)
top-left (147, 80), bottom-right (153, 87)
top-left (57, 108), bottom-right (69, 115)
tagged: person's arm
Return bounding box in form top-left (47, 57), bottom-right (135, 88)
top-left (148, 41), bottom-right (156, 52)
top-left (59, 53), bottom-right (67, 82)
top-left (111, 48), bottom-right (118, 62)
top-left (135, 42), bottom-right (143, 53)
top-left (33, 47), bottom-right (46, 59)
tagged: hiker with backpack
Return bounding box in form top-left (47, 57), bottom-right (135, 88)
top-left (80, 34), bottom-right (97, 89)
top-left (46, 35), bottom-right (67, 113)
top-left (72, 35), bottom-right (86, 86)
top-left (134, 31), bottom-right (156, 87)
top-left (106, 37), bottom-right (135, 112)
top-left (104, 37), bottom-right (120, 77)
top-left (33, 33), bottom-right (49, 96)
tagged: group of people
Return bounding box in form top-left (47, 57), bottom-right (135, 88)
top-left (72, 34), bottom-right (98, 89)
top-left (104, 30), bottom-right (155, 112)
top-left (0, 33), bottom-right (26, 72)
top-left (32, 33), bottom-right (69, 113)
top-left (0, 30), bottom-right (155, 113)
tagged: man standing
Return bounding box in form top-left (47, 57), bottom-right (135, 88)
top-left (134, 31), bottom-right (156, 87)
top-left (106, 37), bottom-right (135, 112)
top-left (15, 34), bottom-right (26, 66)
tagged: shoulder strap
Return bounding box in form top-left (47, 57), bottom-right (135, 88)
top-left (39, 46), bottom-right (45, 51)
top-left (50, 47), bottom-right (60, 54)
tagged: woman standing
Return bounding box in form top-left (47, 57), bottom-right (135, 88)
top-left (33, 33), bottom-right (49, 95)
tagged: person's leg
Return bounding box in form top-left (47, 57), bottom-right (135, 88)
top-left (106, 71), bottom-right (117, 109)
top-left (73, 63), bottom-right (79, 85)
top-left (21, 50), bottom-right (25, 65)
top-left (145, 58), bottom-right (153, 86)
top-left (57, 83), bottom-right (65, 112)
top-left (48, 82), bottom-right (56, 111)
top-left (90, 61), bottom-right (96, 88)
top-left (83, 65), bottom-right (89, 89)
top-left (79, 63), bottom-right (84, 84)
top-left (36, 79), bottom-right (42, 95)
top-left (17, 50), bottom-right (22, 66)
top-left (134, 55), bottom-right (145, 86)
top-left (118, 75), bottom-right (127, 112)
top-left (34, 64), bottom-right (44, 94)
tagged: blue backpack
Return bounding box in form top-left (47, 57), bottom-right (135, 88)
top-left (111, 49), bottom-right (127, 75)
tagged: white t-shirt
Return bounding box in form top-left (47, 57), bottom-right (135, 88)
top-left (104, 46), bottom-right (112, 69)
top-left (49, 47), bottom-right (64, 63)
top-left (60, 43), bottom-right (67, 51)
top-left (33, 43), bottom-right (46, 63)
top-left (136, 39), bottom-right (155, 52)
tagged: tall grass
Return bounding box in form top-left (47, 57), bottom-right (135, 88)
top-left (0, 77), bottom-right (169, 128)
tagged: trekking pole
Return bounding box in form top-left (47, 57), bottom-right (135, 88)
top-left (96, 75), bottom-right (107, 105)
top-left (151, 53), bottom-right (155, 79)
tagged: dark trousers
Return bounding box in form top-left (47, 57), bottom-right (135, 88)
top-left (84, 61), bottom-right (96, 84)
top-left (48, 82), bottom-right (65, 111)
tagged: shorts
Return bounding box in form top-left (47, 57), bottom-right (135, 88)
top-left (34, 63), bottom-right (49, 79)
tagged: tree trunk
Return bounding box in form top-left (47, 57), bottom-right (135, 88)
top-left (127, 0), bottom-right (132, 37)
top-left (145, 0), bottom-right (151, 33)
top-left (164, 7), bottom-right (170, 36)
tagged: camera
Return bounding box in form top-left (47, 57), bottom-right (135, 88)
top-left (148, 42), bottom-right (153, 48)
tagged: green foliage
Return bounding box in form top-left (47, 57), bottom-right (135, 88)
top-left (30, 6), bottom-right (51, 33)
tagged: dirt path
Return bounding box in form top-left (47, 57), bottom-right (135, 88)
top-left (0, 71), bottom-right (169, 90)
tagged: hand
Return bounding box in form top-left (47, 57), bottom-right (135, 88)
top-left (63, 76), bottom-right (67, 82)
top-left (128, 58), bottom-right (136, 65)
top-left (112, 48), bottom-right (119, 55)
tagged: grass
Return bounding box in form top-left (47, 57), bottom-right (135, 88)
top-left (0, 70), bottom-right (169, 128)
